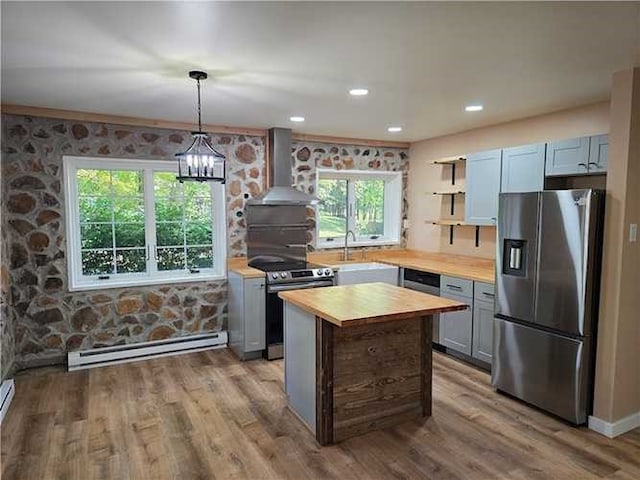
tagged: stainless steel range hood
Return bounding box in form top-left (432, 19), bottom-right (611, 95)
top-left (247, 127), bottom-right (320, 205)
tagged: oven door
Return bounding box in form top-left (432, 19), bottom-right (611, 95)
top-left (265, 280), bottom-right (334, 360)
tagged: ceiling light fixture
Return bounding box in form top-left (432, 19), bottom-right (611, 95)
top-left (349, 88), bottom-right (369, 96)
top-left (465, 104), bottom-right (483, 112)
top-left (290, 116), bottom-right (305, 122)
top-left (175, 70), bottom-right (226, 183)
top-left (387, 126), bottom-right (402, 133)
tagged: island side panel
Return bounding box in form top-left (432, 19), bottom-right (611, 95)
top-left (421, 315), bottom-right (433, 417)
top-left (316, 316), bottom-right (334, 445)
top-left (283, 302), bottom-right (317, 434)
top-left (331, 317), bottom-right (429, 443)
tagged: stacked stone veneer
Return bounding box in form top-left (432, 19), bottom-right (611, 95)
top-left (2, 114), bottom-right (265, 369)
top-left (1, 163), bottom-right (15, 379)
top-left (1, 114), bottom-right (408, 370)
top-left (290, 142), bottom-right (409, 248)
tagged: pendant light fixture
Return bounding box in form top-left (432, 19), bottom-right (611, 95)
top-left (175, 70), bottom-right (226, 183)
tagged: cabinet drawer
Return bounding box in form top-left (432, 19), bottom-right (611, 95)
top-left (474, 282), bottom-right (495, 303)
top-left (441, 276), bottom-right (473, 298)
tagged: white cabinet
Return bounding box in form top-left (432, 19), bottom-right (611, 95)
top-left (440, 276), bottom-right (473, 355)
top-left (588, 134), bottom-right (609, 174)
top-left (546, 135), bottom-right (609, 176)
top-left (439, 276), bottom-right (495, 366)
top-left (546, 137), bottom-right (590, 176)
top-left (465, 149), bottom-right (502, 226)
top-left (501, 143), bottom-right (546, 193)
top-left (472, 282), bottom-right (495, 364)
top-left (228, 272), bottom-right (266, 360)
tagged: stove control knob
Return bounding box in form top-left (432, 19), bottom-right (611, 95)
top-left (271, 273), bottom-right (278, 279)
top-left (280, 272), bottom-right (287, 278)
top-left (324, 268), bottom-right (332, 275)
top-left (317, 270), bottom-right (324, 276)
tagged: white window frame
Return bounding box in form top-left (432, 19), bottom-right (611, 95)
top-left (315, 168), bottom-right (402, 249)
top-left (63, 156), bottom-right (227, 291)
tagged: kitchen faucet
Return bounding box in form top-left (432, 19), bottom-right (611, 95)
top-left (343, 230), bottom-right (356, 261)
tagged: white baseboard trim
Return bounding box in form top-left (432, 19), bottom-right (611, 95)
top-left (0, 379), bottom-right (16, 424)
top-left (68, 331), bottom-right (228, 371)
top-left (588, 411), bottom-right (640, 438)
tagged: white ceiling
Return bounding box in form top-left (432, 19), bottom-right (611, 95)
top-left (2, 2), bottom-right (639, 142)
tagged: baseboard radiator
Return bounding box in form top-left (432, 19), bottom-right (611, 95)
top-left (67, 331), bottom-right (228, 371)
top-left (0, 379), bottom-right (15, 424)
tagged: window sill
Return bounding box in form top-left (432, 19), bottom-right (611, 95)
top-left (315, 239), bottom-right (401, 250)
top-left (68, 273), bottom-right (227, 292)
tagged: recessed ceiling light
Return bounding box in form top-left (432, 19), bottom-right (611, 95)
top-left (387, 126), bottom-right (402, 133)
top-left (289, 116), bottom-right (305, 122)
top-left (465, 105), bottom-right (483, 112)
top-left (349, 88), bottom-right (369, 96)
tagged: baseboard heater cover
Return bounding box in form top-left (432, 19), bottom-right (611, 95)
top-left (0, 379), bottom-right (16, 424)
top-left (67, 331), bottom-right (228, 371)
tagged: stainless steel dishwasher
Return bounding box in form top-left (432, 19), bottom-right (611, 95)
top-left (402, 269), bottom-right (441, 344)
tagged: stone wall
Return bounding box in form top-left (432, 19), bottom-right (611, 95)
top-left (1, 114), bottom-right (408, 370)
top-left (1, 161), bottom-right (15, 379)
top-left (2, 114), bottom-right (265, 369)
top-left (290, 142), bottom-right (409, 248)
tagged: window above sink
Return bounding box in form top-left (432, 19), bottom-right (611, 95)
top-left (315, 169), bottom-right (402, 249)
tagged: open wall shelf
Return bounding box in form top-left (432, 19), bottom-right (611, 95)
top-left (428, 155), bottom-right (485, 247)
top-left (431, 156), bottom-right (466, 165)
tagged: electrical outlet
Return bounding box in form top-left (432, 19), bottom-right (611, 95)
top-left (630, 223), bottom-right (638, 243)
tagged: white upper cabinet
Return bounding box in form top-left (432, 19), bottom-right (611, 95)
top-left (588, 134), bottom-right (609, 174)
top-left (545, 137), bottom-right (590, 176)
top-left (465, 149), bottom-right (502, 226)
top-left (501, 143), bottom-right (546, 193)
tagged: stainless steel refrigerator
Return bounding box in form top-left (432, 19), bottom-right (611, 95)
top-left (492, 189), bottom-right (605, 425)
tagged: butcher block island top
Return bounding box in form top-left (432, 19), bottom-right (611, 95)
top-left (278, 282), bottom-right (468, 327)
top-left (280, 282), bottom-right (468, 445)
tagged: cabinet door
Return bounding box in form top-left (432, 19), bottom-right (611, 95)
top-left (243, 277), bottom-right (266, 351)
top-left (465, 149), bottom-right (502, 226)
top-left (588, 134), bottom-right (608, 174)
top-left (545, 137), bottom-right (590, 176)
top-left (472, 300), bottom-right (494, 364)
top-left (440, 291), bottom-right (472, 355)
top-left (501, 143), bottom-right (545, 193)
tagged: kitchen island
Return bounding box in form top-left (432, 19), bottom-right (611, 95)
top-left (279, 282), bottom-right (468, 445)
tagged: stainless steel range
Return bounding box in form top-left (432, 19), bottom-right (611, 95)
top-left (246, 202), bottom-right (335, 360)
top-left (250, 261), bottom-right (335, 360)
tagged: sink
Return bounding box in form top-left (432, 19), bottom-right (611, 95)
top-left (337, 262), bottom-right (391, 272)
top-left (336, 262), bottom-right (399, 286)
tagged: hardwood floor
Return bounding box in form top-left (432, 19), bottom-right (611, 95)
top-left (2, 349), bottom-right (639, 480)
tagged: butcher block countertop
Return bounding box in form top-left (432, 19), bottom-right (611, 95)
top-left (278, 282), bottom-right (468, 328)
top-left (227, 257), bottom-right (265, 279)
top-left (309, 249), bottom-right (495, 283)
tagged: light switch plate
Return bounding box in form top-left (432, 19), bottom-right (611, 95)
top-left (630, 223), bottom-right (638, 243)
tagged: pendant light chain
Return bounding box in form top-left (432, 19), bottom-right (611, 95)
top-left (196, 77), bottom-right (202, 133)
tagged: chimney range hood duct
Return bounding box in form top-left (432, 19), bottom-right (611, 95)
top-left (247, 128), bottom-right (320, 205)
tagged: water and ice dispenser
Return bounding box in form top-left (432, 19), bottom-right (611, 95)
top-left (503, 239), bottom-right (527, 276)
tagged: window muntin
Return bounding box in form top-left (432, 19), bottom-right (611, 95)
top-left (316, 169), bottom-right (401, 247)
top-left (64, 157), bottom-right (226, 291)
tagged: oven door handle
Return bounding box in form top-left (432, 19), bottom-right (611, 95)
top-left (267, 281), bottom-right (334, 292)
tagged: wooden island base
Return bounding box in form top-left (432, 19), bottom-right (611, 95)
top-left (316, 315), bottom-right (432, 445)
top-left (280, 283), bottom-right (467, 446)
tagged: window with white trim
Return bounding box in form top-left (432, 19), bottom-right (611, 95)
top-left (63, 156), bottom-right (226, 291)
top-left (315, 169), bottom-right (402, 248)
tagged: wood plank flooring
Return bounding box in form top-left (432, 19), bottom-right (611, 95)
top-left (2, 349), bottom-right (639, 480)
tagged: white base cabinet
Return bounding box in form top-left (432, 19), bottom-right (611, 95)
top-left (228, 272), bottom-right (266, 360)
top-left (440, 276), bottom-right (474, 355)
top-left (471, 282), bottom-right (495, 364)
top-left (439, 276), bottom-right (495, 366)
